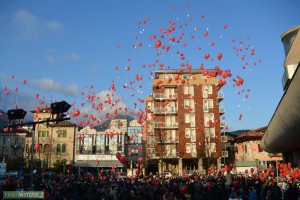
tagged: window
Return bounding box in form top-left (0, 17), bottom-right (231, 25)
top-left (58, 130), bottom-right (67, 137)
top-left (63, 130), bottom-right (67, 137)
top-left (205, 128), bottom-right (215, 138)
top-left (208, 99), bottom-right (214, 108)
top-left (206, 142), bottom-right (216, 157)
top-left (148, 148), bottom-right (154, 154)
top-left (185, 128), bottom-right (191, 138)
top-left (245, 145), bottom-right (247, 153)
top-left (202, 85), bottom-right (208, 98)
top-left (3, 137), bottom-right (6, 144)
top-left (184, 99), bottom-right (195, 111)
top-left (62, 144), bottom-right (66, 153)
top-left (185, 113), bottom-right (195, 126)
top-left (164, 74), bottom-right (173, 80)
top-left (204, 113), bottom-right (214, 127)
top-left (147, 102), bottom-right (152, 110)
top-left (41, 131), bottom-right (46, 137)
top-left (183, 85), bottom-right (194, 96)
top-left (191, 128), bottom-right (196, 142)
top-left (186, 143), bottom-right (191, 153)
top-left (191, 143), bottom-right (197, 157)
top-left (57, 144), bottom-right (61, 153)
top-left (207, 85), bottom-right (213, 94)
top-left (182, 74), bottom-right (191, 80)
top-left (165, 88), bottom-right (175, 98)
top-left (58, 130), bottom-right (62, 137)
top-left (222, 151), bottom-right (228, 157)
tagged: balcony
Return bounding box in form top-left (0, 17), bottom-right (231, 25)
top-left (153, 122), bottom-right (178, 129)
top-left (153, 93), bottom-right (177, 100)
top-left (220, 121), bottom-right (226, 129)
top-left (219, 106), bottom-right (225, 115)
top-left (157, 135), bottom-right (179, 143)
top-left (156, 151), bottom-right (179, 158)
top-left (153, 107), bottom-right (177, 114)
top-left (218, 92), bottom-right (224, 102)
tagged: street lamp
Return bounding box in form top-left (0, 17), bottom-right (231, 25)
top-left (7, 109), bottom-right (27, 121)
top-left (5, 101), bottom-right (71, 191)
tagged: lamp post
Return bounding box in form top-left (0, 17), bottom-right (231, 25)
top-left (6, 101), bottom-right (71, 191)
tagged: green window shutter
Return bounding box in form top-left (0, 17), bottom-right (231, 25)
top-left (62, 144), bottom-right (66, 153)
top-left (58, 130), bottom-right (61, 137)
top-left (42, 131), bottom-right (46, 137)
top-left (57, 144), bottom-right (61, 152)
top-left (63, 130), bottom-right (67, 137)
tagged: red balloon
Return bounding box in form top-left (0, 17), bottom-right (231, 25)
top-left (34, 143), bottom-right (40, 151)
top-left (217, 53), bottom-right (223, 61)
top-left (73, 109), bottom-right (80, 117)
top-left (245, 169), bottom-right (248, 174)
top-left (155, 40), bottom-right (162, 48)
top-left (120, 156), bottom-right (127, 164)
top-left (250, 168), bottom-right (254, 173)
top-left (116, 152), bottom-right (121, 159)
top-left (204, 53), bottom-right (210, 60)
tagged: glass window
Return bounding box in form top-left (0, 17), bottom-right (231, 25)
top-left (207, 85), bottom-right (213, 94)
top-left (191, 128), bottom-right (196, 142)
top-left (57, 144), bottom-right (61, 153)
top-left (185, 128), bottom-right (191, 138)
top-left (208, 99), bottom-right (213, 108)
top-left (184, 85), bottom-right (194, 96)
top-left (186, 143), bottom-right (191, 153)
top-left (206, 142), bottom-right (216, 157)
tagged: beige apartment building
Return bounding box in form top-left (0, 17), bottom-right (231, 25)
top-left (24, 108), bottom-right (77, 168)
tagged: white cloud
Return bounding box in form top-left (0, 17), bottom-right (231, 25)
top-left (75, 90), bottom-right (130, 124)
top-left (31, 78), bottom-right (81, 97)
top-left (12, 9), bottom-right (64, 38)
top-left (45, 53), bottom-right (81, 63)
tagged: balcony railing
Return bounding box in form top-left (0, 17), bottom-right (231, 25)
top-left (218, 92), bottom-right (224, 102)
top-left (220, 121), bottom-right (226, 128)
top-left (153, 93), bottom-right (177, 100)
top-left (157, 135), bottom-right (179, 143)
top-left (155, 151), bottom-right (179, 158)
top-left (153, 122), bottom-right (178, 129)
top-left (153, 107), bottom-right (177, 114)
top-left (219, 107), bottom-right (225, 115)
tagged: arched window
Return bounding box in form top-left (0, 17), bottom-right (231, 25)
top-left (57, 144), bottom-right (61, 153)
top-left (39, 144), bottom-right (43, 153)
top-left (44, 144), bottom-right (50, 153)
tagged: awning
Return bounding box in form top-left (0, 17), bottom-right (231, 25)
top-left (235, 161), bottom-right (258, 167)
top-left (74, 160), bottom-right (123, 168)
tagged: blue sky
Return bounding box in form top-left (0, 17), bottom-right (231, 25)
top-left (0, 0), bottom-right (299, 131)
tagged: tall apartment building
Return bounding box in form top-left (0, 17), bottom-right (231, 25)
top-left (145, 69), bottom-right (225, 175)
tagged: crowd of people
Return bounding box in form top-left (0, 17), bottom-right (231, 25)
top-left (0, 169), bottom-right (299, 200)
